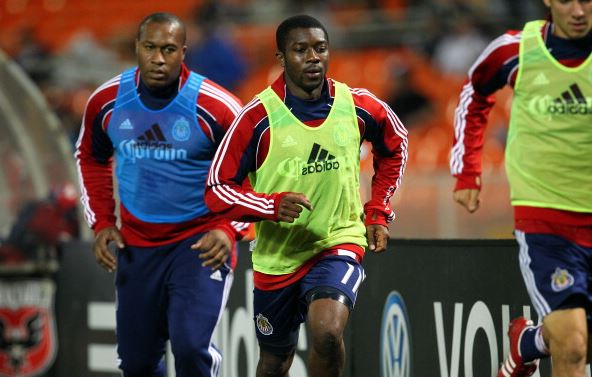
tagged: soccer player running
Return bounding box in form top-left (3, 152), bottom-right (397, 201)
top-left (450, 1), bottom-right (592, 376)
top-left (205, 14), bottom-right (408, 377)
top-left (75, 13), bottom-right (248, 377)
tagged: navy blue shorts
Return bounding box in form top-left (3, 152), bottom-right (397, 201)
top-left (253, 255), bottom-right (365, 355)
top-left (516, 231), bottom-right (592, 323)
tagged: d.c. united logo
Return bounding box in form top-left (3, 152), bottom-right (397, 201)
top-left (0, 279), bottom-right (57, 377)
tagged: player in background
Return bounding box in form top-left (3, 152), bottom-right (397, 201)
top-left (205, 14), bottom-right (408, 377)
top-left (75, 12), bottom-right (247, 377)
top-left (450, 1), bottom-right (592, 376)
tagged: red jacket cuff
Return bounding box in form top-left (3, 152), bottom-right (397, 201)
top-left (454, 175), bottom-right (482, 191)
top-left (92, 219), bottom-right (117, 237)
top-left (214, 223), bottom-right (238, 244)
top-left (364, 209), bottom-right (391, 227)
top-left (272, 192), bottom-right (290, 221)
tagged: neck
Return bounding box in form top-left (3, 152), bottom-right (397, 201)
top-left (284, 75), bottom-right (324, 100)
top-left (141, 77), bottom-right (180, 98)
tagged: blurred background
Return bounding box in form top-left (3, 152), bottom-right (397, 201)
top-left (0, 1), bottom-right (552, 376)
top-left (0, 0), bottom-right (548, 254)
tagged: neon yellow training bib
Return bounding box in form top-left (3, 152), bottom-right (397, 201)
top-left (506, 20), bottom-right (592, 212)
top-left (250, 81), bottom-right (367, 275)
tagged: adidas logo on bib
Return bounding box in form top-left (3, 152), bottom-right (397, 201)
top-left (302, 143), bottom-right (339, 175)
top-left (548, 83), bottom-right (592, 115)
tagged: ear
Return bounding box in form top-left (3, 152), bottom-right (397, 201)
top-left (275, 52), bottom-right (285, 67)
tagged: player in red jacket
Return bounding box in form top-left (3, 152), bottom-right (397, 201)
top-left (450, 1), bottom-right (592, 376)
top-left (75, 13), bottom-right (247, 377)
top-left (205, 14), bottom-right (407, 377)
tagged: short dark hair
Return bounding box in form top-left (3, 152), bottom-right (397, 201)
top-left (137, 12), bottom-right (186, 44)
top-left (276, 15), bottom-right (329, 53)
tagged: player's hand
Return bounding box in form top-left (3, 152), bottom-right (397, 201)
top-left (453, 189), bottom-right (481, 213)
top-left (93, 226), bottom-right (124, 272)
top-left (277, 193), bottom-right (313, 223)
top-left (366, 224), bottom-right (389, 253)
top-left (191, 229), bottom-right (232, 271)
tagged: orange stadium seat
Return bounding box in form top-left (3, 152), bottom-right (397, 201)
top-left (0, 0), bottom-right (202, 53)
top-left (0, 3), bottom-right (511, 175)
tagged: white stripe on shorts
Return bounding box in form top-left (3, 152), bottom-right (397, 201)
top-left (515, 230), bottom-right (551, 318)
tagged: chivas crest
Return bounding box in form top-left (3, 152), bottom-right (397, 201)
top-left (256, 313), bottom-right (273, 336)
top-left (0, 279), bottom-right (57, 377)
top-left (551, 267), bottom-right (575, 292)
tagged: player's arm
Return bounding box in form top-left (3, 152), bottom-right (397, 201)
top-left (196, 90), bottom-right (252, 267)
top-left (450, 32), bottom-right (519, 213)
top-left (75, 88), bottom-right (118, 234)
top-left (192, 80), bottom-right (258, 270)
top-left (355, 89), bottom-right (408, 252)
top-left (205, 100), bottom-right (310, 223)
top-left (74, 84), bottom-right (122, 271)
top-left (196, 78), bottom-right (256, 241)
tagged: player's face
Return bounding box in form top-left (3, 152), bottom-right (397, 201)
top-left (136, 21), bottom-right (186, 90)
top-left (545, 0), bottom-right (592, 39)
top-left (278, 27), bottom-right (329, 99)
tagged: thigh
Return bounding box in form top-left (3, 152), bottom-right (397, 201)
top-left (516, 231), bottom-right (592, 321)
top-left (116, 245), bottom-right (168, 366)
top-left (167, 234), bottom-right (234, 347)
top-left (254, 283), bottom-right (304, 355)
top-left (307, 296), bottom-right (350, 336)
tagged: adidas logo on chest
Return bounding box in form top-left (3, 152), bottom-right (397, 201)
top-left (301, 143), bottom-right (340, 175)
top-left (526, 82), bottom-right (592, 116)
top-left (548, 83), bottom-right (592, 115)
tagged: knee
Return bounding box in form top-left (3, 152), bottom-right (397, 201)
top-left (311, 328), bottom-right (343, 358)
top-left (119, 359), bottom-right (164, 377)
top-left (257, 359), bottom-right (290, 377)
top-left (257, 350), bottom-right (294, 376)
top-left (117, 340), bottom-right (165, 376)
top-left (550, 329), bottom-right (587, 365)
top-left (171, 337), bottom-right (209, 364)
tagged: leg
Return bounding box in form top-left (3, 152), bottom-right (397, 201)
top-left (116, 246), bottom-right (167, 377)
top-left (543, 308), bottom-right (588, 377)
top-left (256, 349), bottom-right (295, 377)
top-left (501, 232), bottom-right (592, 377)
top-left (307, 297), bottom-right (350, 377)
top-left (300, 255), bottom-right (364, 377)
top-left (253, 284), bottom-right (302, 377)
top-left (167, 234), bottom-right (233, 377)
